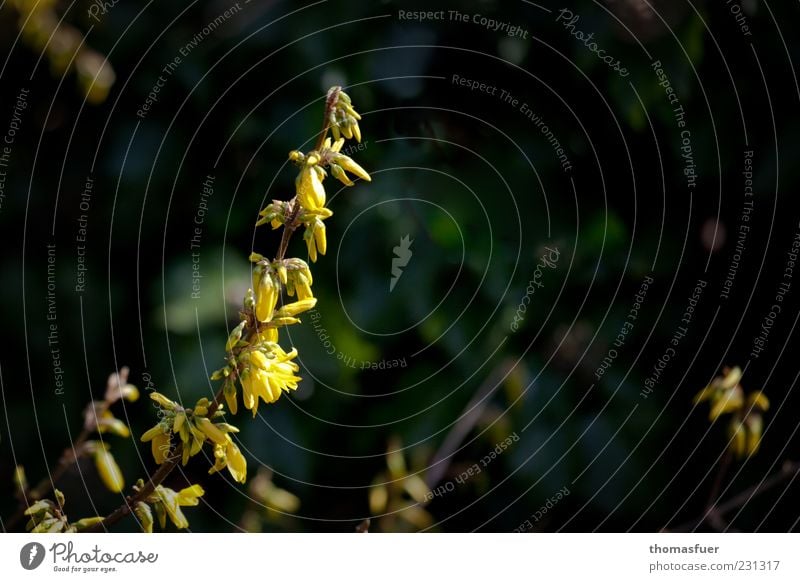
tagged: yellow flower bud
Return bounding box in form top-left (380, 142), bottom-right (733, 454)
top-left (295, 273), bottom-right (313, 300)
top-left (277, 264), bottom-right (288, 285)
top-left (305, 228), bottom-right (318, 263)
top-left (314, 219), bottom-right (327, 255)
top-left (255, 271), bottom-right (278, 323)
top-left (335, 154), bottom-right (371, 182)
top-left (226, 320), bottom-right (247, 352)
top-left (224, 380), bottom-right (238, 416)
top-left (275, 298), bottom-right (317, 318)
top-left (225, 440), bottom-right (247, 484)
top-left (176, 484), bottom-right (205, 506)
top-left (93, 446), bottom-right (124, 493)
top-left (150, 392), bottom-right (178, 411)
top-left (330, 163), bottom-right (354, 187)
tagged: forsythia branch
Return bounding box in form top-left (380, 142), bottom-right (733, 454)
top-left (82, 85), bottom-right (370, 532)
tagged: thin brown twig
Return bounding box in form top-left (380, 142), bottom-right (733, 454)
top-left (425, 359), bottom-right (515, 490)
top-left (4, 369), bottom-right (127, 531)
top-left (669, 460), bottom-right (800, 532)
top-left (702, 449), bottom-right (733, 531)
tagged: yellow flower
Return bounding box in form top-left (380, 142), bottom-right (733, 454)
top-left (151, 484), bottom-right (205, 530)
top-left (93, 444), bottom-right (124, 493)
top-left (239, 347), bottom-right (301, 415)
top-left (709, 386), bottom-right (743, 421)
top-left (223, 380), bottom-right (238, 416)
top-left (149, 391), bottom-right (178, 411)
top-left (141, 424), bottom-right (172, 464)
top-left (296, 162), bottom-right (327, 211)
top-left (254, 268), bottom-right (278, 323)
top-left (304, 219), bottom-right (327, 262)
top-left (97, 411), bottom-right (130, 438)
top-left (332, 153), bottom-right (371, 183)
top-left (209, 436), bottom-right (247, 483)
top-left (693, 366), bottom-right (742, 404)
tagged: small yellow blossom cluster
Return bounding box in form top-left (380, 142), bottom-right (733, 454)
top-left (328, 89), bottom-right (363, 142)
top-left (694, 366), bottom-right (770, 458)
top-left (24, 489), bottom-right (103, 533)
top-left (9, 0), bottom-right (116, 103)
top-left (133, 481), bottom-right (205, 532)
top-left (141, 392), bottom-right (247, 483)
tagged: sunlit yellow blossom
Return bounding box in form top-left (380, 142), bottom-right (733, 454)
top-left (93, 445), bottom-right (124, 493)
top-left (238, 347), bottom-right (301, 415)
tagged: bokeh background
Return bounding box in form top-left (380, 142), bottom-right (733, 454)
top-left (2, 0), bottom-right (800, 532)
